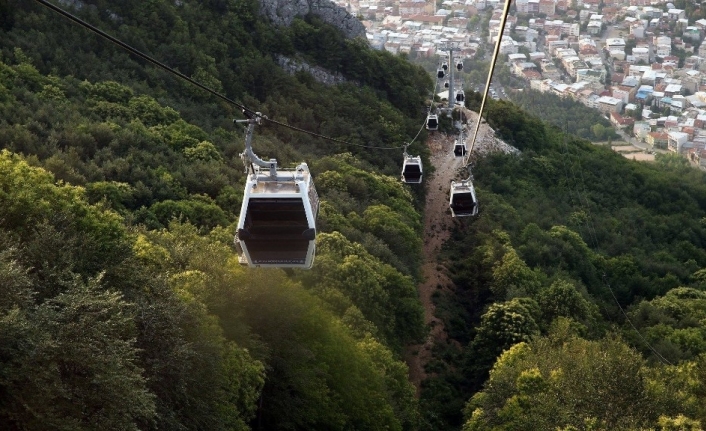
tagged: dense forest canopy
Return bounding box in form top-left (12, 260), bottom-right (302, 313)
top-left (1, 0), bottom-right (427, 429)
top-left (507, 88), bottom-right (617, 141)
top-left (2, 0), bottom-right (706, 430)
top-left (423, 100), bottom-right (706, 429)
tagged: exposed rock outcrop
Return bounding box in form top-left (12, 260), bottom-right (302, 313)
top-left (259, 0), bottom-right (365, 39)
top-left (275, 55), bottom-right (352, 86)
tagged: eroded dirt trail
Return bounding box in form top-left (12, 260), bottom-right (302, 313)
top-left (405, 108), bottom-right (511, 392)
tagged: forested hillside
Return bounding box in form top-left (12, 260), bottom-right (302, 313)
top-left (0, 0), bottom-right (428, 429)
top-left (4, 0), bottom-right (706, 430)
top-left (423, 100), bottom-right (706, 430)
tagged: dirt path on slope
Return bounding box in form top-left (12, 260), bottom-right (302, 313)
top-left (405, 108), bottom-right (513, 392)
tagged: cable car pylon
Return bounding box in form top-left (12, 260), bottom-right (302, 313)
top-left (440, 43), bottom-right (462, 111)
top-left (234, 112), bottom-right (319, 268)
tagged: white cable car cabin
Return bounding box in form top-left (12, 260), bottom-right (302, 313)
top-left (437, 68), bottom-right (445, 79)
top-left (454, 140), bottom-right (466, 157)
top-left (442, 61), bottom-right (449, 71)
top-left (401, 152), bottom-right (423, 184)
top-left (454, 130), bottom-right (466, 157)
top-left (456, 60), bottom-right (464, 71)
top-left (449, 179), bottom-right (478, 217)
top-left (444, 81), bottom-right (449, 88)
top-left (234, 115), bottom-right (319, 269)
top-left (426, 114), bottom-right (439, 130)
top-left (455, 90), bottom-right (465, 104)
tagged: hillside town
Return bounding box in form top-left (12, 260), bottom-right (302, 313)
top-left (333, 0), bottom-right (706, 165)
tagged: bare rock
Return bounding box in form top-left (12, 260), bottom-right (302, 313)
top-left (259, 0), bottom-right (365, 39)
top-left (275, 55), bottom-right (352, 86)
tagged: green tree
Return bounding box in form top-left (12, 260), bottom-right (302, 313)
top-left (490, 245), bottom-right (542, 299)
top-left (627, 287), bottom-right (706, 361)
top-left (466, 298), bottom-right (541, 388)
top-left (183, 140), bottom-right (222, 161)
top-left (0, 268), bottom-right (156, 429)
top-left (591, 123), bottom-right (606, 140)
top-left (464, 326), bottom-right (670, 430)
top-left (537, 279), bottom-right (598, 331)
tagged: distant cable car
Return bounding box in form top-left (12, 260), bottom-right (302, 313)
top-left (442, 61), bottom-right (449, 71)
top-left (401, 145), bottom-right (423, 184)
top-left (444, 81), bottom-right (449, 88)
top-left (449, 179), bottom-right (478, 217)
top-left (454, 129), bottom-right (466, 157)
top-left (234, 113), bottom-right (319, 269)
top-left (456, 60), bottom-right (464, 71)
top-left (437, 68), bottom-right (445, 79)
top-left (456, 89), bottom-right (465, 104)
top-left (426, 114), bottom-right (439, 130)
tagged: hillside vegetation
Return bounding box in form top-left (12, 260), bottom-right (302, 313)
top-left (423, 100), bottom-right (706, 430)
top-left (1, 0), bottom-right (427, 429)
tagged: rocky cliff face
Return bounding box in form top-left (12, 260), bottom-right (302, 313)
top-left (259, 0), bottom-right (365, 39)
top-left (275, 55), bottom-right (353, 86)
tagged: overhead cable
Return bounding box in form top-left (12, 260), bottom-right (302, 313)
top-left (464, 0), bottom-right (512, 166)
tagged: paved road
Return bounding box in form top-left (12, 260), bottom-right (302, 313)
top-left (615, 128), bottom-right (652, 152)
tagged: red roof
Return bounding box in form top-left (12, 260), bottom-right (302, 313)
top-left (610, 112), bottom-right (635, 125)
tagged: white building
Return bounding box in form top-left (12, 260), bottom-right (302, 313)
top-left (667, 9), bottom-right (686, 20)
top-left (500, 37), bottom-right (519, 55)
top-left (606, 38), bottom-right (626, 50)
top-left (508, 53), bottom-right (528, 63)
top-left (529, 51), bottom-right (546, 61)
top-left (632, 47), bottom-right (650, 64)
top-left (668, 131), bottom-right (689, 153)
top-left (609, 50), bottom-right (626, 61)
top-left (654, 35), bottom-right (671, 57)
top-left (631, 24), bottom-right (645, 39)
top-left (587, 21), bottom-right (602, 35)
top-left (597, 96), bottom-right (624, 113)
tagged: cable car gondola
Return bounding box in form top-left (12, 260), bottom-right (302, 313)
top-left (449, 179), bottom-right (478, 217)
top-left (426, 114), bottom-right (439, 130)
top-left (437, 68), bottom-right (445, 79)
top-left (454, 129), bottom-right (466, 157)
top-left (442, 61), bottom-right (449, 71)
top-left (456, 60), bottom-right (464, 71)
top-left (444, 81), bottom-right (449, 88)
top-left (401, 146), bottom-right (423, 184)
top-left (455, 89), bottom-right (465, 104)
top-left (234, 114), bottom-right (319, 269)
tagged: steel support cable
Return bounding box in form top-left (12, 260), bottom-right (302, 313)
top-left (559, 136), bottom-right (673, 366)
top-left (407, 116), bottom-right (427, 148)
top-left (408, 62), bottom-right (445, 147)
top-left (463, 0), bottom-right (513, 167)
top-left (32, 0), bottom-right (409, 151)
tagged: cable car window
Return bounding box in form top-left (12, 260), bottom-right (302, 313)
top-left (426, 115), bottom-right (439, 130)
top-left (243, 199), bottom-right (309, 236)
top-left (238, 198), bottom-right (314, 266)
top-left (451, 192), bottom-right (476, 215)
top-left (402, 163), bottom-right (422, 183)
